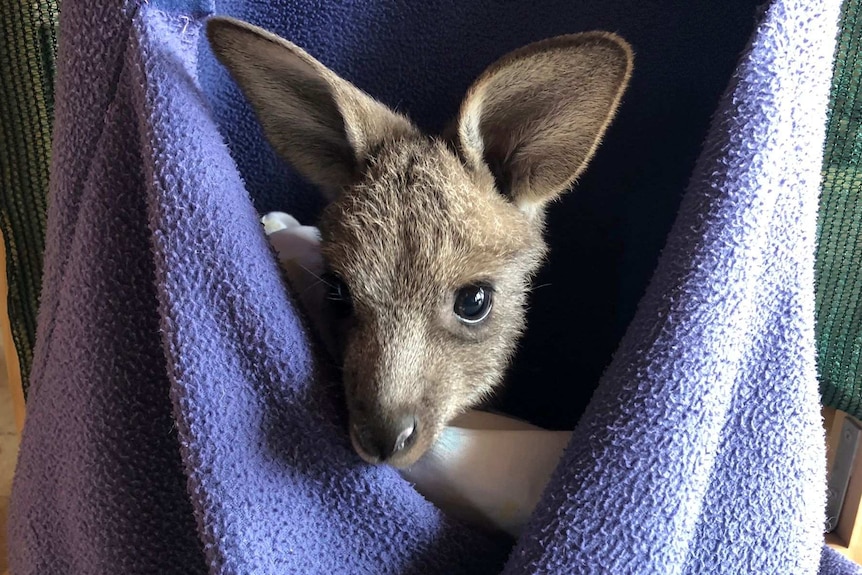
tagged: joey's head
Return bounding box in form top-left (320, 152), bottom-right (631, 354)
top-left (207, 17), bottom-right (633, 467)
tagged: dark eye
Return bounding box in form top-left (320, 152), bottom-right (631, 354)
top-left (324, 273), bottom-right (353, 318)
top-left (453, 283), bottom-right (493, 324)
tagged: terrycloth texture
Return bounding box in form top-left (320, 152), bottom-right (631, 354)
top-left (8, 1), bottom-right (854, 575)
top-left (822, 547), bottom-right (862, 575)
top-left (0, 0), bottom-right (58, 397)
top-left (817, 0), bottom-right (862, 418)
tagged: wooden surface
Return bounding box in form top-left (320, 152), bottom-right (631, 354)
top-left (0, 231), bottom-right (24, 572)
top-left (0, 233), bottom-right (25, 435)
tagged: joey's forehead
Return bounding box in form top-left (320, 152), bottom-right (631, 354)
top-left (319, 146), bottom-right (533, 288)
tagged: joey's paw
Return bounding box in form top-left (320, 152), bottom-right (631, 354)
top-left (261, 211), bottom-right (302, 235)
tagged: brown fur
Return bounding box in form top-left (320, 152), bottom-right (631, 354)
top-left (207, 17), bottom-right (633, 467)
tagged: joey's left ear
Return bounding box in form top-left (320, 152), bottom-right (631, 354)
top-left (456, 33), bottom-right (633, 211)
top-left (206, 17), bottom-right (417, 200)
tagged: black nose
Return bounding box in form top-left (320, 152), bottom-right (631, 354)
top-left (354, 413), bottom-right (418, 462)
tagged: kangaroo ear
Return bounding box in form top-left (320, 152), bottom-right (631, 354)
top-left (457, 33), bottom-right (633, 212)
top-left (206, 17), bottom-right (417, 198)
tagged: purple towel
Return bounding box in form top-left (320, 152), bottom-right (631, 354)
top-left (9, 0), bottom-right (855, 573)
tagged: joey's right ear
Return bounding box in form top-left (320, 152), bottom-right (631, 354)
top-left (456, 33), bottom-right (633, 213)
top-left (206, 17), bottom-right (417, 199)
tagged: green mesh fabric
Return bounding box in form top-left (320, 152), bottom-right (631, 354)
top-left (0, 0), bottom-right (59, 399)
top-left (817, 0), bottom-right (862, 417)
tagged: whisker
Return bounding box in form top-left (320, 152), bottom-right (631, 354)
top-left (298, 277), bottom-right (328, 296)
top-left (295, 262), bottom-right (334, 289)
